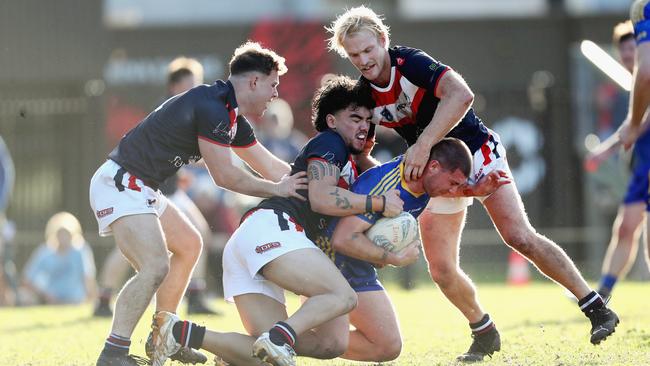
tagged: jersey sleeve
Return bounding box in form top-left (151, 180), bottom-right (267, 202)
top-left (631, 0), bottom-right (650, 44)
top-left (231, 116), bottom-right (257, 148)
top-left (396, 46), bottom-right (450, 92)
top-left (195, 102), bottom-right (236, 146)
top-left (305, 132), bottom-right (349, 170)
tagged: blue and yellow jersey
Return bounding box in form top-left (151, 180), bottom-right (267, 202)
top-left (315, 155), bottom-right (429, 260)
top-left (631, 0), bottom-right (650, 44)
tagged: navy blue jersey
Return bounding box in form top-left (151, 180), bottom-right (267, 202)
top-left (253, 129), bottom-right (358, 239)
top-left (363, 46), bottom-right (489, 153)
top-left (109, 80), bottom-right (257, 186)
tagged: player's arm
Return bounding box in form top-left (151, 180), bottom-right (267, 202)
top-left (232, 142), bottom-right (291, 182)
top-left (331, 215), bottom-right (419, 267)
top-left (445, 170), bottom-right (511, 198)
top-left (623, 41), bottom-right (650, 148)
top-left (307, 158), bottom-right (402, 217)
top-left (404, 70), bottom-right (474, 180)
top-left (199, 139), bottom-right (306, 199)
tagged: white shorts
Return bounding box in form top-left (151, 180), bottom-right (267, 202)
top-left (222, 208), bottom-right (317, 304)
top-left (89, 160), bottom-right (168, 236)
top-left (426, 130), bottom-right (511, 214)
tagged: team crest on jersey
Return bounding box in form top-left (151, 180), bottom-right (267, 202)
top-left (255, 241), bottom-right (281, 253)
top-left (380, 107), bottom-right (394, 122)
top-left (397, 57), bottom-right (405, 66)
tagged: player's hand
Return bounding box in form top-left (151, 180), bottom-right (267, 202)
top-left (404, 142), bottom-right (431, 181)
top-left (620, 123), bottom-right (640, 150)
top-left (361, 135), bottom-right (376, 157)
top-left (381, 189), bottom-right (403, 217)
top-left (276, 171), bottom-right (308, 201)
top-left (470, 170), bottom-right (511, 196)
top-left (387, 240), bottom-right (420, 267)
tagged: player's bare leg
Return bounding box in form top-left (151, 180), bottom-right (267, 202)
top-left (484, 182), bottom-right (619, 344)
top-left (599, 203), bottom-right (645, 298)
top-left (97, 214), bottom-right (170, 365)
top-left (343, 290), bottom-right (402, 362)
top-left (419, 209), bottom-right (485, 323)
top-left (419, 208), bottom-right (499, 361)
top-left (149, 202), bottom-right (207, 364)
top-left (483, 183), bottom-right (591, 297)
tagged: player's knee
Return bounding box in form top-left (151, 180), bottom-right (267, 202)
top-left (144, 257), bottom-right (170, 286)
top-left (428, 261), bottom-right (457, 286)
top-left (503, 230), bottom-right (536, 256)
top-left (313, 337), bottom-right (348, 359)
top-left (618, 220), bottom-right (639, 241)
top-left (378, 339), bottom-right (402, 361)
top-left (335, 287), bottom-right (358, 314)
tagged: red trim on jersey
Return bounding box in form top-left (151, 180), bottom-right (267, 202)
top-left (380, 118), bottom-right (415, 128)
top-left (410, 87), bottom-right (427, 117)
top-left (229, 109), bottom-right (237, 128)
top-left (180, 321), bottom-right (188, 346)
top-left (127, 175), bottom-right (141, 192)
top-left (231, 140), bottom-right (258, 149)
top-left (198, 135), bottom-right (230, 147)
top-left (349, 157), bottom-right (359, 179)
top-left (433, 68), bottom-right (450, 97)
top-left (480, 142), bottom-right (493, 165)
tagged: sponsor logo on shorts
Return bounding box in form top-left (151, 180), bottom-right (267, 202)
top-left (97, 207), bottom-right (114, 218)
top-left (147, 198), bottom-right (157, 207)
top-left (255, 242), bottom-right (281, 254)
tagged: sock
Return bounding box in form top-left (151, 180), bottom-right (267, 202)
top-left (104, 333), bottom-right (130, 355)
top-left (172, 320), bottom-right (206, 349)
top-left (269, 321), bottom-right (297, 348)
top-left (578, 291), bottom-right (604, 316)
top-left (469, 313), bottom-right (495, 335)
top-left (598, 274), bottom-right (617, 295)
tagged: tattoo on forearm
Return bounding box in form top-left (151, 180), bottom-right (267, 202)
top-left (308, 160), bottom-right (341, 181)
top-left (330, 187), bottom-right (352, 209)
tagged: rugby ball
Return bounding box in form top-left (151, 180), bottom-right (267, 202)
top-left (366, 212), bottom-right (418, 253)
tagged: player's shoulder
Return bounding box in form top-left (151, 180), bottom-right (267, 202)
top-left (357, 156), bottom-right (403, 184)
top-left (631, 0), bottom-right (650, 23)
top-left (304, 130), bottom-right (349, 162)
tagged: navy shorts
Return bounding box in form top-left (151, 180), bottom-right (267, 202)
top-left (623, 163), bottom-right (650, 211)
top-left (335, 253), bottom-right (384, 292)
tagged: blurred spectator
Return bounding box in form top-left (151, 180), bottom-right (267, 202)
top-left (255, 97), bottom-right (307, 163)
top-left (20, 212), bottom-right (96, 305)
top-left (0, 136), bottom-right (15, 306)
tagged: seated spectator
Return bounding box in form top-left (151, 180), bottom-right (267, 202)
top-left (21, 212), bottom-right (96, 305)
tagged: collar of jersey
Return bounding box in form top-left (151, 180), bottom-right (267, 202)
top-left (399, 160), bottom-right (425, 198)
top-left (368, 66), bottom-right (396, 93)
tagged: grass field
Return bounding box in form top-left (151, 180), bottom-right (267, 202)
top-left (1, 281), bottom-right (649, 366)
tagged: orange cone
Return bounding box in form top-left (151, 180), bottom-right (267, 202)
top-left (507, 251), bottom-right (530, 286)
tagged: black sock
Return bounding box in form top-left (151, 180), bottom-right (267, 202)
top-left (269, 321), bottom-right (297, 348)
top-left (469, 313), bottom-right (495, 335)
top-left (172, 320), bottom-right (206, 349)
top-left (578, 291), bottom-right (604, 316)
top-left (103, 333), bottom-right (130, 355)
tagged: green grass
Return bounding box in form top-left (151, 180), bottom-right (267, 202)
top-left (1, 282), bottom-right (649, 365)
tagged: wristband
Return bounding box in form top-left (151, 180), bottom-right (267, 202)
top-left (380, 195), bottom-right (386, 213)
top-left (365, 195), bottom-right (373, 213)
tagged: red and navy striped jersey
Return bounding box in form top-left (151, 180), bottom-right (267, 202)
top-left (363, 46), bottom-right (489, 153)
top-left (109, 80), bottom-right (256, 185)
top-left (255, 129), bottom-right (358, 239)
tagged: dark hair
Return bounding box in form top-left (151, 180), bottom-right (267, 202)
top-left (311, 76), bottom-right (375, 132)
top-left (168, 68), bottom-right (194, 85)
top-left (428, 138), bottom-right (472, 178)
top-left (612, 20), bottom-right (634, 46)
top-left (229, 41), bottom-right (288, 76)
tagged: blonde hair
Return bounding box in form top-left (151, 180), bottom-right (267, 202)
top-left (229, 41), bottom-right (288, 76)
top-left (167, 56), bottom-right (204, 85)
top-left (44, 212), bottom-right (84, 249)
top-left (326, 5), bottom-right (391, 58)
top-left (612, 20), bottom-right (634, 46)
